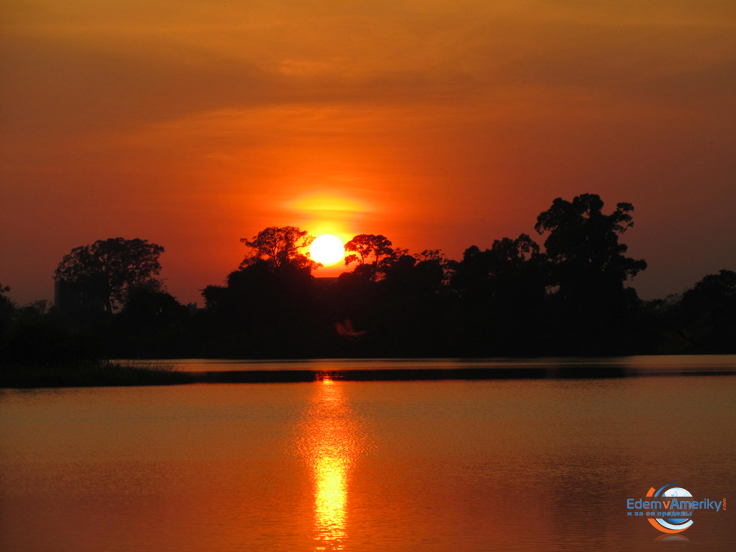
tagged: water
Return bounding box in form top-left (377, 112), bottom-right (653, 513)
top-left (1, 364), bottom-right (735, 551)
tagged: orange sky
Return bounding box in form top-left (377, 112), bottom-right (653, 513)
top-left (1, 0), bottom-right (735, 305)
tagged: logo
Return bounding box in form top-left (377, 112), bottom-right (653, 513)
top-left (626, 482), bottom-right (726, 534)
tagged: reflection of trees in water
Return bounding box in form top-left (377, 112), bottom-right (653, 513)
top-left (295, 379), bottom-right (369, 551)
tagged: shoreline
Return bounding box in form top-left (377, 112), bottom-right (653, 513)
top-left (2, 360), bottom-right (736, 388)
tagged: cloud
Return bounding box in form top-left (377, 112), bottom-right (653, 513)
top-left (1, 0), bottom-right (735, 304)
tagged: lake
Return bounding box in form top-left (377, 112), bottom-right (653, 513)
top-left (1, 358), bottom-right (735, 551)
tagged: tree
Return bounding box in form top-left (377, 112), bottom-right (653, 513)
top-left (344, 234), bottom-right (396, 281)
top-left (240, 226), bottom-right (317, 272)
top-left (679, 270), bottom-right (736, 351)
top-left (54, 238), bottom-right (165, 313)
top-left (682, 269), bottom-right (736, 309)
top-left (0, 281), bottom-right (15, 327)
top-left (448, 234), bottom-right (548, 355)
top-left (116, 289), bottom-right (190, 333)
top-left (414, 249), bottom-right (446, 263)
top-left (450, 234), bottom-right (544, 297)
top-left (534, 194), bottom-right (647, 353)
top-left (535, 193), bottom-right (646, 297)
top-left (384, 254), bottom-right (447, 296)
top-left (213, 258), bottom-right (316, 356)
top-left (201, 285), bottom-right (227, 311)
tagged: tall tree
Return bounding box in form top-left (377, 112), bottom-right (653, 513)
top-left (240, 226), bottom-right (317, 272)
top-left (344, 234), bottom-right (396, 281)
top-left (54, 238), bottom-right (165, 313)
top-left (534, 194), bottom-right (646, 353)
top-left (535, 193), bottom-right (646, 297)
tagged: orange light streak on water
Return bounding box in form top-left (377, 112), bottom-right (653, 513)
top-left (297, 378), bottom-right (367, 550)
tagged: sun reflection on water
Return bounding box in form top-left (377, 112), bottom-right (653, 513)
top-left (296, 378), bottom-right (367, 550)
top-left (314, 453), bottom-right (347, 544)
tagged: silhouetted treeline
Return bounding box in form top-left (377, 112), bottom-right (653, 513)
top-left (2, 194), bottom-right (736, 363)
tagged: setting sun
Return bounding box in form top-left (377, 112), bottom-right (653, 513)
top-left (310, 235), bottom-right (345, 266)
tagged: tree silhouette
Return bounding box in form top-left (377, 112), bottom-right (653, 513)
top-left (450, 234), bottom-right (543, 297)
top-left (217, 259), bottom-right (316, 357)
top-left (535, 194), bottom-right (646, 353)
top-left (33, 192), bottom-right (736, 361)
top-left (116, 288), bottom-right (190, 333)
top-left (679, 269), bottom-right (736, 351)
top-left (414, 249), bottom-right (446, 262)
top-left (682, 269), bottom-right (736, 308)
top-left (535, 193), bottom-right (646, 292)
top-left (201, 285), bottom-right (227, 310)
top-left (0, 281), bottom-right (15, 328)
top-left (449, 234), bottom-right (548, 355)
top-left (54, 238), bottom-right (165, 313)
top-left (344, 234), bottom-right (396, 281)
top-left (384, 254), bottom-right (447, 295)
top-left (240, 226), bottom-right (317, 272)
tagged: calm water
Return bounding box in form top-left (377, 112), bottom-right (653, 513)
top-left (1, 365), bottom-right (734, 551)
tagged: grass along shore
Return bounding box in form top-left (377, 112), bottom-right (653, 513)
top-left (0, 359), bottom-right (194, 388)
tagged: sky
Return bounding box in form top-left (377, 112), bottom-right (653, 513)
top-left (1, 0), bottom-right (735, 306)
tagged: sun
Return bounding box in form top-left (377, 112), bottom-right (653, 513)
top-left (310, 235), bottom-right (345, 266)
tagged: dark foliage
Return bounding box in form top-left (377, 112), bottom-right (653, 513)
top-left (240, 226), bottom-right (317, 272)
top-left (54, 237), bottom-right (165, 314)
top-left (448, 234), bottom-right (549, 355)
top-left (534, 194), bottom-right (648, 354)
top-left (4, 195), bottom-right (735, 365)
